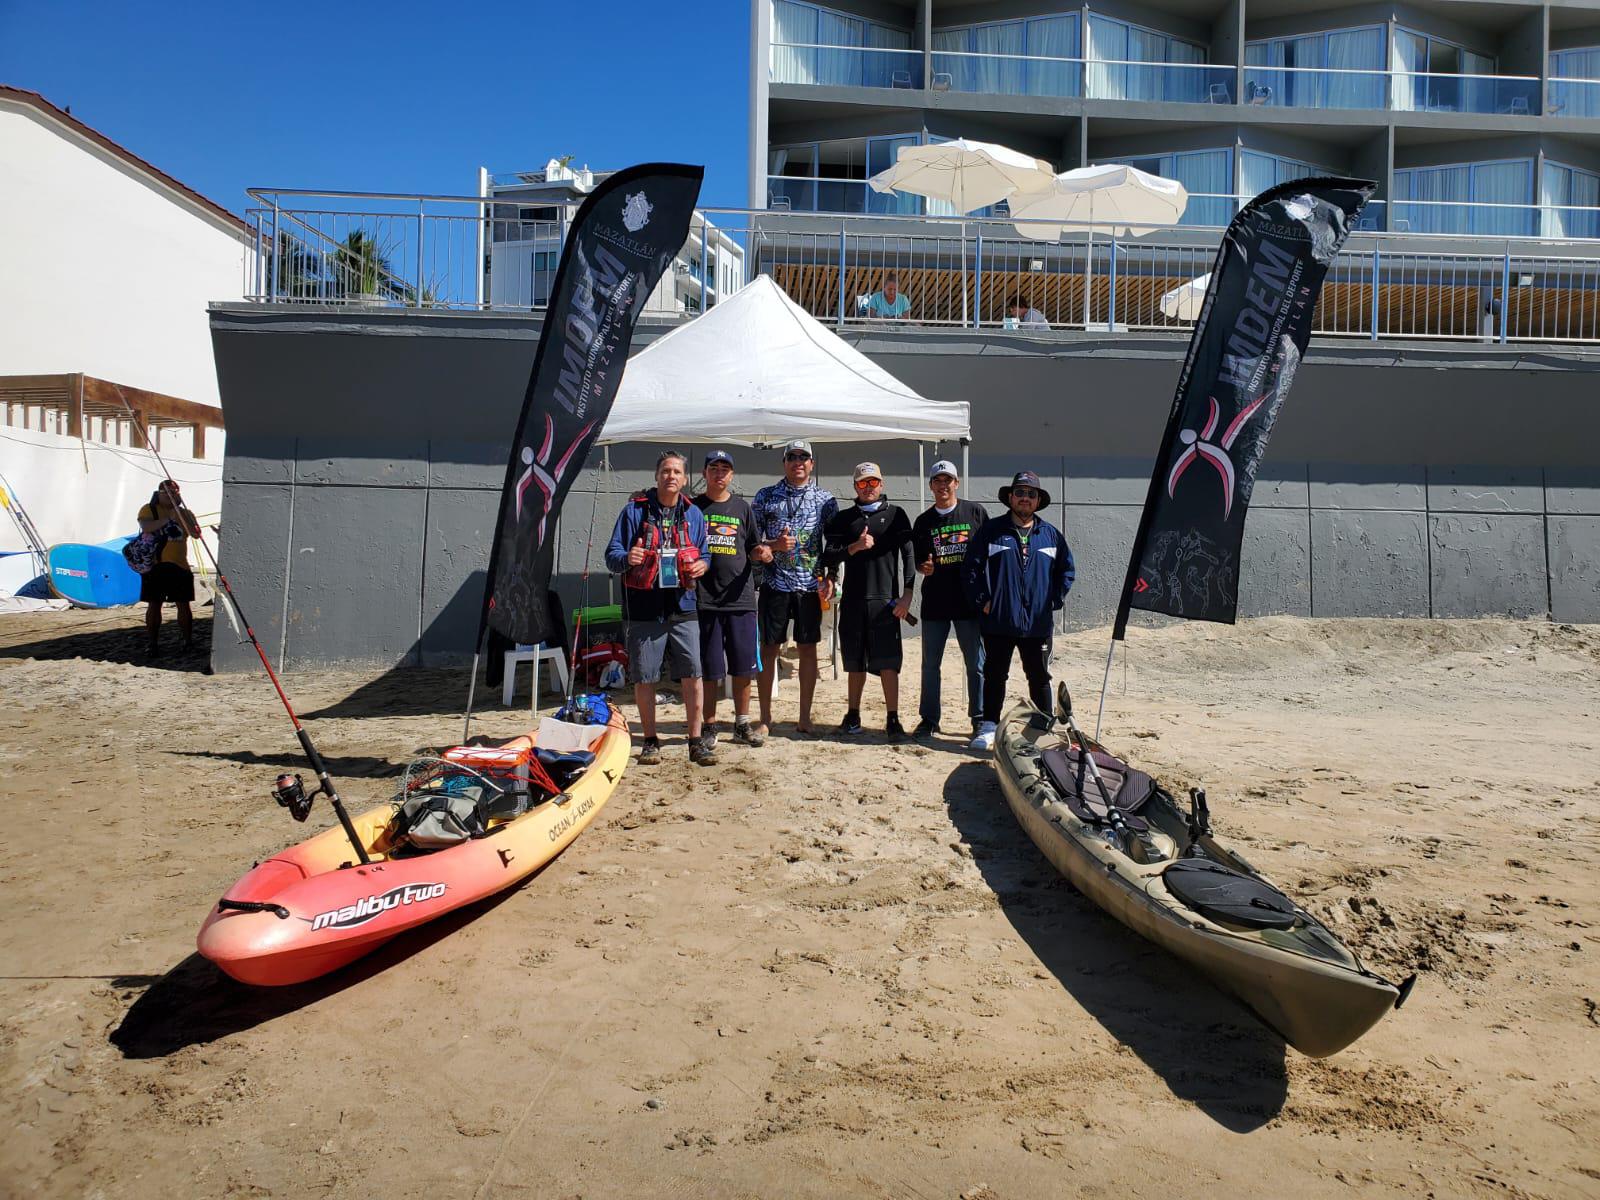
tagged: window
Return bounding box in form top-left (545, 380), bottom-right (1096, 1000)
top-left (1394, 159), bottom-right (1533, 235)
top-left (1392, 28), bottom-right (1496, 113)
top-left (1246, 26), bottom-right (1385, 109)
top-left (1086, 14), bottom-right (1208, 102)
top-left (1240, 151), bottom-right (1335, 201)
top-left (1100, 149), bottom-right (1233, 226)
top-left (933, 11), bottom-right (1081, 97)
top-left (1550, 47), bottom-right (1600, 117)
top-left (771, 1), bottom-right (913, 88)
top-left (1542, 160), bottom-right (1600, 238)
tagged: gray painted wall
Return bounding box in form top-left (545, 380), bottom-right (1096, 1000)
top-left (209, 307), bottom-right (1600, 672)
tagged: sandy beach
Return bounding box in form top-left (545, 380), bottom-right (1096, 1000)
top-left (1, 606), bottom-right (1596, 1198)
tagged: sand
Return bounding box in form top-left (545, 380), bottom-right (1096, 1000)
top-left (1, 606), bottom-right (1596, 1199)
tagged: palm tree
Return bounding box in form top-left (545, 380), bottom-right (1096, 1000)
top-left (267, 230), bottom-right (326, 300)
top-left (331, 230), bottom-right (403, 301)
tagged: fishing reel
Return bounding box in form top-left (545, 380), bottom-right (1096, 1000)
top-left (271, 772), bottom-right (323, 822)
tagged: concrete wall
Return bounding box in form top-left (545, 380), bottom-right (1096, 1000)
top-left (0, 97), bottom-right (247, 409)
top-left (209, 308), bottom-right (1600, 671)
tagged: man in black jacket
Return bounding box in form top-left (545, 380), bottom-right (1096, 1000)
top-left (911, 460), bottom-right (987, 738)
top-left (820, 462), bottom-right (915, 740)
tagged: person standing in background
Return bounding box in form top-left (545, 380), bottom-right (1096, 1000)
top-left (137, 479), bottom-right (200, 658)
top-left (693, 450), bottom-right (772, 748)
top-left (911, 460), bottom-right (987, 739)
top-left (751, 441), bottom-right (837, 738)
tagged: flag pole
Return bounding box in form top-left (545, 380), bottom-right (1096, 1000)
top-left (1093, 633), bottom-right (1115, 742)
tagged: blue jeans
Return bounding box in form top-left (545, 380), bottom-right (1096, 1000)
top-left (919, 617), bottom-right (984, 728)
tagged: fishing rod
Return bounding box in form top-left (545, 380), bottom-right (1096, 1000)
top-left (111, 388), bottom-right (370, 865)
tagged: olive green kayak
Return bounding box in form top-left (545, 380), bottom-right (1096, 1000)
top-left (994, 702), bottom-right (1414, 1058)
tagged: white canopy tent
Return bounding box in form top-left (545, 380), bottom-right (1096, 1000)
top-left (604, 275), bottom-right (970, 447)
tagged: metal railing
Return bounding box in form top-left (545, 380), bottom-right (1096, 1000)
top-left (243, 190), bottom-right (1600, 346)
top-left (771, 44), bottom-right (1553, 115)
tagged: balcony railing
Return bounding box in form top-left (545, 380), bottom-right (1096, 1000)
top-left (1547, 76), bottom-right (1600, 118)
top-left (769, 42), bottom-right (922, 89)
top-left (773, 44), bottom-right (1550, 114)
top-left (242, 190), bottom-right (1600, 346)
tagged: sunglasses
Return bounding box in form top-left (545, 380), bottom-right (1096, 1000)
top-left (854, 477), bottom-right (881, 487)
top-left (1011, 487), bottom-right (1040, 499)
top-left (784, 453), bottom-right (811, 463)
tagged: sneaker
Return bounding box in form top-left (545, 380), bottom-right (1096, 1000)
top-left (885, 715), bottom-right (907, 742)
top-left (838, 710), bottom-right (863, 735)
top-left (733, 718), bottom-right (763, 747)
top-left (968, 722), bottom-right (997, 752)
top-left (912, 719), bottom-right (937, 739)
top-left (702, 722), bottom-right (719, 748)
top-left (637, 736), bottom-right (662, 766)
top-left (689, 734), bottom-right (718, 767)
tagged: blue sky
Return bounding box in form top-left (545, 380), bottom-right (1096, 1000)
top-left (1, 0), bottom-right (751, 213)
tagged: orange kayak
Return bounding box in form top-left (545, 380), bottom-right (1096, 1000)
top-left (197, 712), bottom-right (629, 986)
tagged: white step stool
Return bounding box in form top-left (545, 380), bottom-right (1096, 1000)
top-left (502, 644), bottom-right (571, 713)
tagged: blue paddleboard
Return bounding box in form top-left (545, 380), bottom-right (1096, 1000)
top-left (46, 539), bottom-right (142, 607)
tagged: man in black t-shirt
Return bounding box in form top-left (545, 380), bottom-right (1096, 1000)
top-left (692, 450), bottom-right (772, 748)
top-left (819, 462), bottom-right (915, 740)
top-left (911, 459), bottom-right (988, 738)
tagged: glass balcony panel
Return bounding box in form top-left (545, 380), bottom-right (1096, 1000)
top-left (1391, 201), bottom-right (1537, 237)
top-left (1548, 77), bottom-right (1600, 118)
top-left (1241, 66), bottom-right (1388, 110)
top-left (769, 44), bottom-right (922, 89)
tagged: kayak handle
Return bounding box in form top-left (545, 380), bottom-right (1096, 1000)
top-left (217, 898), bottom-right (291, 920)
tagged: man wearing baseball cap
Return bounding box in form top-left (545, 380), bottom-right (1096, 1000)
top-left (751, 440), bottom-right (838, 736)
top-left (819, 462), bottom-right (915, 739)
top-left (910, 459), bottom-right (988, 738)
top-left (693, 450), bottom-right (772, 748)
top-left (962, 470), bottom-right (1075, 752)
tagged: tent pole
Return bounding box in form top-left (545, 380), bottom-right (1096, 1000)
top-left (961, 439), bottom-right (969, 486)
top-left (960, 222), bottom-right (968, 326)
top-left (918, 443), bottom-right (925, 505)
top-left (1082, 196), bottom-right (1094, 330)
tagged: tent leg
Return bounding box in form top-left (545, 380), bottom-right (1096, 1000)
top-left (918, 443), bottom-right (926, 506)
top-left (961, 440), bottom-right (969, 486)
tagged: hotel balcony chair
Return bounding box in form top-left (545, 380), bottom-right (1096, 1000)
top-left (767, 192), bottom-right (792, 213)
top-left (891, 70), bottom-right (912, 89)
top-left (1207, 82), bottom-right (1230, 104)
top-left (1246, 80), bottom-right (1272, 105)
top-left (1500, 95), bottom-right (1530, 116)
top-left (931, 72), bottom-right (953, 92)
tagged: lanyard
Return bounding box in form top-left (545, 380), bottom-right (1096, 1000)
top-left (1013, 521), bottom-right (1034, 563)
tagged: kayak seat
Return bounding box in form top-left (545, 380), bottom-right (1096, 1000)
top-left (1039, 745), bottom-right (1156, 833)
top-left (534, 748), bottom-right (595, 789)
top-left (1161, 859), bottom-right (1299, 930)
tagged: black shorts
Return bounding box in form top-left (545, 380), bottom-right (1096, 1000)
top-left (698, 609), bottom-right (760, 680)
top-left (757, 588), bottom-right (823, 647)
top-left (140, 561), bottom-right (194, 605)
top-left (839, 601), bottom-right (903, 673)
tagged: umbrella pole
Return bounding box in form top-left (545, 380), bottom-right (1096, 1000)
top-left (1082, 196), bottom-right (1094, 330)
top-left (960, 222), bottom-right (968, 326)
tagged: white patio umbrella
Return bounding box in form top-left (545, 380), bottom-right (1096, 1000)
top-left (1006, 163), bottom-right (1189, 328)
top-left (1159, 272), bottom-right (1211, 321)
top-left (866, 138), bottom-right (1057, 213)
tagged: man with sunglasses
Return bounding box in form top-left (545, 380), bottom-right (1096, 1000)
top-left (819, 462), bottom-right (915, 740)
top-left (751, 440), bottom-right (837, 737)
top-left (962, 470), bottom-right (1075, 752)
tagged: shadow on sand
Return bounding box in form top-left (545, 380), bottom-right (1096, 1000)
top-left (173, 748), bottom-right (412, 779)
top-left (110, 883), bottom-right (529, 1060)
top-left (0, 613), bottom-right (213, 673)
top-left (300, 665), bottom-right (475, 721)
top-left (942, 760), bottom-right (1287, 1132)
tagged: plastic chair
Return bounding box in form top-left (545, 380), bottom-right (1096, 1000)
top-left (1207, 83), bottom-right (1230, 104)
top-left (1501, 96), bottom-right (1529, 116)
top-left (931, 72), bottom-right (953, 92)
top-left (891, 70), bottom-right (912, 89)
top-left (502, 644), bottom-right (571, 713)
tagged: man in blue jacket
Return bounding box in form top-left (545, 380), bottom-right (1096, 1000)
top-left (604, 451), bottom-right (712, 767)
top-left (962, 470), bottom-right (1075, 752)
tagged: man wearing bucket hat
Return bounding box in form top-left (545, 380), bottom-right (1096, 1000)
top-left (962, 470), bottom-right (1075, 752)
top-left (911, 459), bottom-right (988, 739)
top-left (819, 461), bottom-right (915, 739)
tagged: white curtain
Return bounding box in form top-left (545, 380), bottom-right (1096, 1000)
top-left (1396, 165), bottom-right (1470, 233)
top-left (933, 28), bottom-right (972, 93)
top-left (1460, 48), bottom-right (1494, 113)
top-left (864, 22), bottom-right (912, 88)
top-left (1550, 48), bottom-right (1600, 116)
top-left (771, 0), bottom-right (817, 85)
top-left (1167, 38), bottom-right (1204, 103)
top-left (1126, 27), bottom-right (1164, 100)
top-left (816, 10), bottom-right (863, 86)
top-left (1026, 14), bottom-right (1078, 98)
top-left (1392, 28), bottom-right (1426, 112)
top-left (1240, 151), bottom-right (1276, 201)
top-left (1244, 40), bottom-right (1284, 106)
top-left (1326, 27), bottom-right (1383, 109)
top-left (973, 21), bottom-right (1025, 95)
top-left (1086, 15), bottom-right (1127, 100)
top-left (1172, 150), bottom-right (1232, 226)
top-left (1472, 161), bottom-right (1533, 236)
